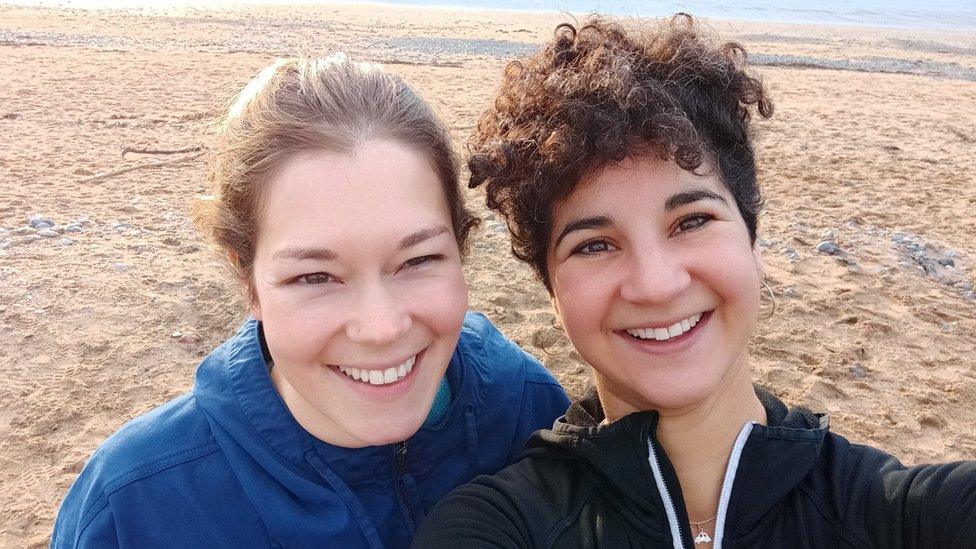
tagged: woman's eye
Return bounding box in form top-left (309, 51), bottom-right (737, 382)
top-left (297, 272), bottom-right (334, 285)
top-left (675, 214), bottom-right (713, 234)
top-left (402, 254), bottom-right (443, 269)
top-left (572, 240), bottom-right (614, 255)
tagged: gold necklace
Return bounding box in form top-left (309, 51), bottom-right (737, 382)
top-left (690, 514), bottom-right (717, 544)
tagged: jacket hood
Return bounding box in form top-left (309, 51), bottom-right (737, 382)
top-left (522, 384), bottom-right (829, 541)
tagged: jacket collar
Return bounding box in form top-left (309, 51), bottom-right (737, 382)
top-left (524, 385), bottom-right (828, 540)
top-left (194, 319), bottom-right (471, 486)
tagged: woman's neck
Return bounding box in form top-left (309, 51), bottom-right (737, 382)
top-left (657, 361), bottom-right (765, 526)
top-left (599, 353), bottom-right (766, 529)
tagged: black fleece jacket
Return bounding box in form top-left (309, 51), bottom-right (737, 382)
top-left (412, 387), bottom-right (976, 548)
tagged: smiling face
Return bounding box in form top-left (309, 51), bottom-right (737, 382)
top-left (547, 154), bottom-right (762, 421)
top-left (250, 140), bottom-right (468, 448)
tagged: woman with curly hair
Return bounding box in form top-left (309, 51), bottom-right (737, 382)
top-left (413, 15), bottom-right (976, 548)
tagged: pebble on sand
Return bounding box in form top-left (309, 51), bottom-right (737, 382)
top-left (37, 228), bottom-right (60, 238)
top-left (112, 263), bottom-right (131, 272)
top-left (58, 238), bottom-right (73, 246)
top-left (28, 214), bottom-right (55, 229)
top-left (816, 241), bottom-right (842, 255)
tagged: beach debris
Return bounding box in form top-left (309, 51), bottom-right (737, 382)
top-left (29, 215), bottom-right (54, 229)
top-left (816, 240), bottom-right (842, 255)
top-left (79, 150), bottom-right (205, 183)
top-left (891, 232), bottom-right (972, 296)
top-left (178, 333), bottom-right (201, 345)
top-left (122, 145), bottom-right (203, 157)
top-left (171, 330), bottom-right (183, 338)
top-left (780, 246), bottom-right (799, 263)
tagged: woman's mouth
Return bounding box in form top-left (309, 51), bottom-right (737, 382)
top-left (335, 354), bottom-right (417, 386)
top-left (624, 312), bottom-right (703, 342)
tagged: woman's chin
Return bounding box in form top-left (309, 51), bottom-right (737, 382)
top-left (341, 417), bottom-right (426, 447)
top-left (600, 372), bottom-right (724, 417)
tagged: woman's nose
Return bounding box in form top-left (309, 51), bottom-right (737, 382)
top-left (345, 282), bottom-right (412, 345)
top-left (618, 244), bottom-right (692, 305)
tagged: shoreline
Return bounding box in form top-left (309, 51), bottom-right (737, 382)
top-left (3, 3), bottom-right (975, 82)
top-left (2, 0), bottom-right (976, 33)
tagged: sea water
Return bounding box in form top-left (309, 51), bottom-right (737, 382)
top-left (372, 0), bottom-right (976, 31)
top-left (4, 0), bottom-right (975, 31)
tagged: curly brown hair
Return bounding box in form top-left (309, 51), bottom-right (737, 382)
top-left (469, 14), bottom-right (773, 291)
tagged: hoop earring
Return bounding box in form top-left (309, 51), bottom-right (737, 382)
top-left (538, 323), bottom-right (572, 356)
top-left (761, 277), bottom-right (777, 319)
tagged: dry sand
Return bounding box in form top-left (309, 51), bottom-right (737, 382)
top-left (1, 3), bottom-right (975, 546)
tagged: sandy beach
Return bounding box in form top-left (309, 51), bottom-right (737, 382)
top-left (1, 2), bottom-right (975, 546)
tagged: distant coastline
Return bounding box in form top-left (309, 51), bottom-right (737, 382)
top-left (2, 0), bottom-right (976, 31)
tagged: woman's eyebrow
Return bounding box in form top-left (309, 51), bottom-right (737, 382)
top-left (272, 246), bottom-right (338, 262)
top-left (553, 215), bottom-right (612, 250)
top-left (664, 188), bottom-right (728, 211)
top-left (271, 225), bottom-right (450, 261)
top-left (399, 225), bottom-right (450, 250)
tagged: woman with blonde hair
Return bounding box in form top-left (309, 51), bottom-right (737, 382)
top-left (414, 16), bottom-right (976, 548)
top-left (52, 54), bottom-right (568, 548)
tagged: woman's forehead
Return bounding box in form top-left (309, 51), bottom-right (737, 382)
top-left (555, 156), bottom-right (728, 219)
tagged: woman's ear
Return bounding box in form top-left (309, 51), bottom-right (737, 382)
top-left (249, 292), bottom-right (263, 321)
top-left (752, 241), bottom-right (764, 276)
top-left (228, 250), bottom-right (262, 321)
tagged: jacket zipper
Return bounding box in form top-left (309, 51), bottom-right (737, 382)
top-left (646, 422), bottom-right (757, 549)
top-left (646, 438), bottom-right (687, 549)
top-left (394, 441), bottom-right (416, 530)
top-left (711, 422), bottom-right (756, 548)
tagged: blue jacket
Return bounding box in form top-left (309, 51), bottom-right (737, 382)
top-left (52, 313), bottom-right (569, 548)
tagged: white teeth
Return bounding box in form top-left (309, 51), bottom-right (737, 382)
top-left (369, 370), bottom-right (383, 385)
top-left (337, 354), bottom-right (417, 385)
top-left (625, 313), bottom-right (705, 342)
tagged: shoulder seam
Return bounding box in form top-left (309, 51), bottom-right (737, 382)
top-left (797, 484), bottom-right (871, 549)
top-left (523, 375), bottom-right (563, 387)
top-left (76, 441), bottom-right (222, 538)
top-left (543, 480), bottom-right (597, 548)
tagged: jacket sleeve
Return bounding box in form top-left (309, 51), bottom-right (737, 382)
top-left (412, 477), bottom-right (531, 549)
top-left (867, 457), bottom-right (976, 548)
top-left (51, 490), bottom-right (120, 549)
top-left (828, 432), bottom-right (976, 549)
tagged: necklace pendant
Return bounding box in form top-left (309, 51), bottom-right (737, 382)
top-left (694, 531), bottom-right (712, 544)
